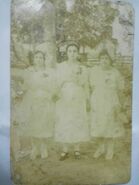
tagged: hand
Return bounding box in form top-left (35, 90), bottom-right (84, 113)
top-left (52, 94), bottom-right (60, 102)
top-left (17, 90), bottom-right (24, 96)
top-left (114, 106), bottom-right (122, 120)
top-left (114, 106), bottom-right (121, 115)
top-left (43, 73), bottom-right (49, 78)
top-left (86, 99), bottom-right (91, 112)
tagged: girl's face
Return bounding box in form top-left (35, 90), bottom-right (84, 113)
top-left (100, 54), bottom-right (111, 68)
top-left (34, 53), bottom-right (44, 68)
top-left (67, 45), bottom-right (79, 62)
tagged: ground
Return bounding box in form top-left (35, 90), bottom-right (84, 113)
top-left (11, 128), bottom-right (131, 185)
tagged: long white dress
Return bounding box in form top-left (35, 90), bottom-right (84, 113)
top-left (54, 61), bottom-right (90, 143)
top-left (21, 67), bottom-right (55, 138)
top-left (89, 65), bottom-right (125, 138)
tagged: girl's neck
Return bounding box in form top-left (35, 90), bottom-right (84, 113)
top-left (34, 65), bottom-right (44, 71)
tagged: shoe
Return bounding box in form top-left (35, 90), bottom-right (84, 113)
top-left (93, 144), bottom-right (105, 158)
top-left (105, 148), bottom-right (114, 160)
top-left (74, 151), bottom-right (81, 159)
top-left (41, 149), bottom-right (48, 159)
top-left (59, 152), bottom-right (69, 161)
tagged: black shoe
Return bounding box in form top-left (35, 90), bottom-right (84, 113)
top-left (59, 152), bottom-right (69, 161)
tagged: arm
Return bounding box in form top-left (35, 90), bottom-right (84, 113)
top-left (51, 65), bottom-right (63, 102)
top-left (12, 68), bottom-right (30, 95)
top-left (80, 67), bottom-right (91, 112)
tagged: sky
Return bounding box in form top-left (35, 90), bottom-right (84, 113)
top-left (0, 0), bottom-right (139, 185)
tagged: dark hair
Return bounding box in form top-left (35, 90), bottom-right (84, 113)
top-left (66, 43), bottom-right (80, 53)
top-left (34, 50), bottom-right (45, 61)
top-left (29, 50), bottom-right (46, 66)
top-left (99, 50), bottom-right (113, 63)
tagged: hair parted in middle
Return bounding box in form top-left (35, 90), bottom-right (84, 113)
top-left (66, 41), bottom-right (80, 53)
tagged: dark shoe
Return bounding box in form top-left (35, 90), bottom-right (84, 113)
top-left (59, 152), bottom-right (69, 161)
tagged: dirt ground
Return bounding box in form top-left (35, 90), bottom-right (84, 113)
top-left (11, 128), bottom-right (131, 185)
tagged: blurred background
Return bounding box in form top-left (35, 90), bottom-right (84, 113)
top-left (0, 0), bottom-right (139, 185)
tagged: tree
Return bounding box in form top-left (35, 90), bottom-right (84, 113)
top-left (55, 0), bottom-right (117, 51)
top-left (11, 0), bottom-right (57, 67)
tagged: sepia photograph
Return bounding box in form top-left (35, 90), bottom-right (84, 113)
top-left (10, 0), bottom-right (134, 185)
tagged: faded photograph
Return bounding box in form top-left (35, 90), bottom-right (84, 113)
top-left (11, 0), bottom-right (134, 185)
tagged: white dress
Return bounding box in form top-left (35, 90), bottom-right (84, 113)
top-left (89, 65), bottom-right (125, 138)
top-left (54, 62), bottom-right (90, 143)
top-left (21, 67), bottom-right (55, 138)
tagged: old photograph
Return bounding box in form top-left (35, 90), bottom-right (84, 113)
top-left (11, 0), bottom-right (134, 185)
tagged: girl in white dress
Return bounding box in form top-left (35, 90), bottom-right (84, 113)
top-left (89, 50), bottom-right (125, 160)
top-left (55, 43), bottom-right (90, 160)
top-left (21, 51), bottom-right (55, 160)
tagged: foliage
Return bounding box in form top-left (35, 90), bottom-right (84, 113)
top-left (55, 0), bottom-right (117, 49)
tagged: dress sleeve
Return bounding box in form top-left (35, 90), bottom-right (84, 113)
top-left (54, 63), bottom-right (65, 99)
top-left (89, 66), bottom-right (97, 92)
top-left (11, 68), bottom-right (28, 95)
top-left (47, 67), bottom-right (57, 97)
top-left (116, 70), bottom-right (125, 91)
top-left (80, 66), bottom-right (90, 100)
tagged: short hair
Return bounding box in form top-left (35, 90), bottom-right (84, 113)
top-left (29, 50), bottom-right (46, 66)
top-left (34, 50), bottom-right (45, 61)
top-left (99, 49), bottom-right (113, 63)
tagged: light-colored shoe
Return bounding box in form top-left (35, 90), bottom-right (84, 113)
top-left (41, 149), bottom-right (48, 159)
top-left (94, 144), bottom-right (105, 158)
top-left (105, 148), bottom-right (114, 160)
top-left (30, 147), bottom-right (38, 160)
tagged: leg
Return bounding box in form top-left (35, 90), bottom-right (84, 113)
top-left (30, 137), bottom-right (38, 160)
top-left (105, 138), bottom-right (114, 160)
top-left (74, 143), bottom-right (81, 159)
top-left (60, 143), bottom-right (69, 161)
top-left (40, 138), bottom-right (48, 159)
top-left (93, 138), bottom-right (105, 158)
